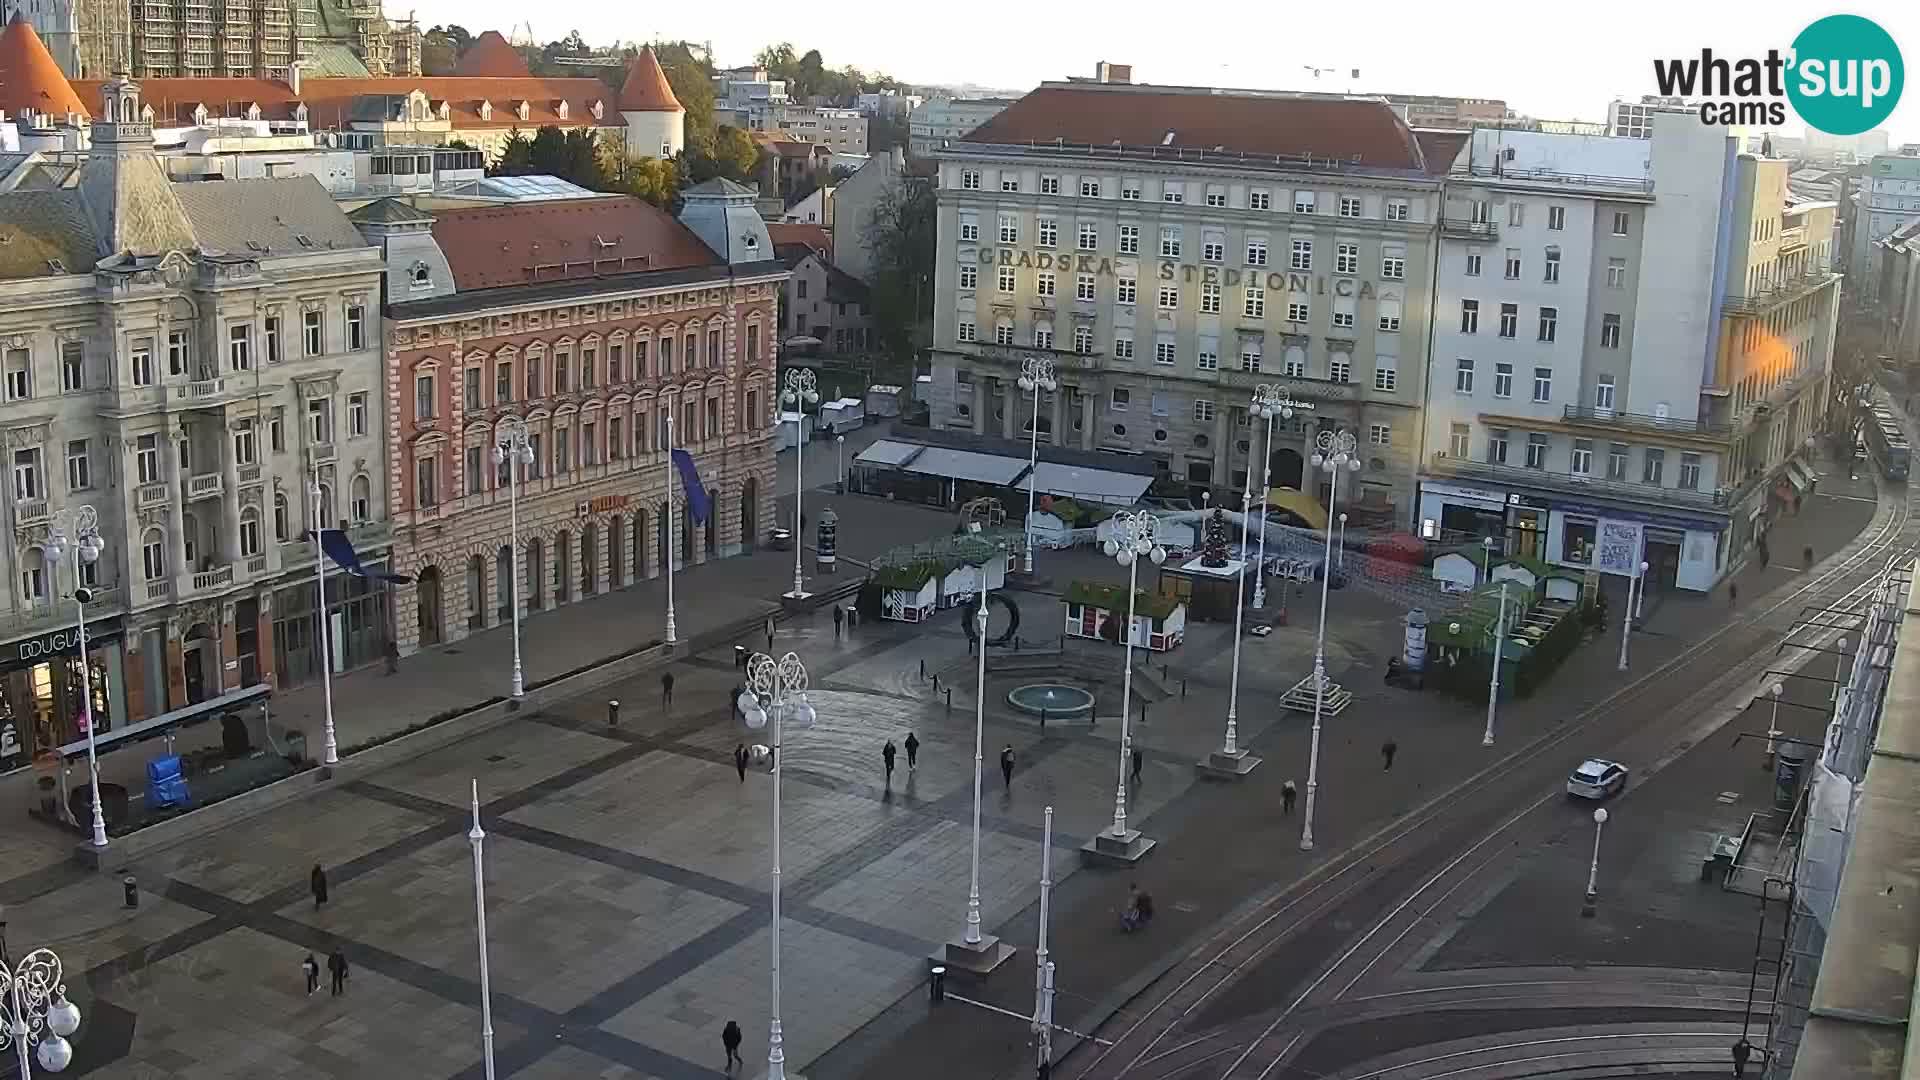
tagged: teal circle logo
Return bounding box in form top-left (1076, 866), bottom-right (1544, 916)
top-left (1787, 14), bottom-right (1903, 136)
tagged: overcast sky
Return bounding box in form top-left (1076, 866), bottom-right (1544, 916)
top-left (417, 1), bottom-right (1920, 146)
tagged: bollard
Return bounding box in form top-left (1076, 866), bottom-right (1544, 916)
top-left (1181, 678), bottom-right (1187, 698)
top-left (123, 876), bottom-right (138, 909)
top-left (607, 699), bottom-right (620, 727)
top-left (945, 688), bottom-right (953, 712)
top-left (1039, 708), bottom-right (1047, 731)
top-left (920, 658), bottom-right (927, 680)
top-left (929, 965), bottom-right (947, 1004)
top-left (932, 674), bottom-right (940, 694)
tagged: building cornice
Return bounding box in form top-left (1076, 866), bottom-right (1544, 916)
top-left (939, 143), bottom-right (1443, 190)
top-left (387, 262), bottom-right (789, 324)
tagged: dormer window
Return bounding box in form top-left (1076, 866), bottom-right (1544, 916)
top-left (478, 100), bottom-right (493, 121)
top-left (245, 103), bottom-right (262, 120)
top-left (293, 103), bottom-right (308, 122)
top-left (192, 104), bottom-right (209, 125)
top-left (409, 262), bottom-right (432, 289)
top-left (590, 100), bottom-right (604, 120)
top-left (556, 100), bottom-right (570, 121)
top-left (515, 100), bottom-right (530, 121)
top-left (436, 100), bottom-right (450, 121)
top-left (140, 104), bottom-right (154, 123)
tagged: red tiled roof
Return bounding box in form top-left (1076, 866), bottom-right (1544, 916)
top-left (1411, 129), bottom-right (1470, 175)
top-left (1, 13), bottom-right (90, 119)
top-left (767, 222), bottom-right (830, 255)
top-left (962, 84), bottom-right (1424, 170)
top-left (453, 31), bottom-right (531, 78)
top-left (427, 196), bottom-right (719, 292)
top-left (619, 47), bottom-right (681, 112)
top-left (68, 75), bottom-right (613, 130)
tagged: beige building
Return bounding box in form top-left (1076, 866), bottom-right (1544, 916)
top-left (1383, 93), bottom-right (1509, 130)
top-left (927, 75), bottom-right (1448, 520)
top-left (15, 0), bottom-right (419, 78)
top-left (0, 72), bottom-right (392, 770)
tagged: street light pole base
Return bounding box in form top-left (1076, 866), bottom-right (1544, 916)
top-left (1197, 750), bottom-right (1263, 779)
top-left (784, 590), bottom-right (813, 601)
top-left (1081, 828), bottom-right (1156, 865)
top-left (931, 935), bottom-right (1016, 976)
top-left (1580, 890), bottom-right (1597, 918)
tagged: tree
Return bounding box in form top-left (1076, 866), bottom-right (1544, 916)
top-left (868, 111), bottom-right (909, 154)
top-left (528, 126), bottom-right (570, 178)
top-left (420, 24), bottom-right (469, 76)
top-left (691, 124), bottom-right (760, 184)
top-left (863, 175), bottom-right (936, 375)
top-left (492, 129), bottom-right (534, 175)
top-left (1200, 509), bottom-right (1231, 568)
top-left (654, 41), bottom-right (717, 157)
top-left (620, 156), bottom-right (682, 208)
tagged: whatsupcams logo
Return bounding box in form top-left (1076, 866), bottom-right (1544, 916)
top-left (1651, 14), bottom-right (1903, 135)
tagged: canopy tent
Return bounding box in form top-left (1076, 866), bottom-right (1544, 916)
top-left (903, 446), bottom-right (1029, 486)
top-left (1028, 461), bottom-right (1154, 506)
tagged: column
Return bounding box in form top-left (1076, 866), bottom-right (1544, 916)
top-left (1000, 379), bottom-right (1016, 439)
top-left (1050, 389), bottom-right (1065, 447)
top-left (167, 431), bottom-right (189, 578)
top-left (972, 380), bottom-right (987, 435)
top-left (220, 422), bottom-right (242, 563)
top-left (1079, 388), bottom-right (1095, 451)
top-left (1212, 406), bottom-right (1230, 491)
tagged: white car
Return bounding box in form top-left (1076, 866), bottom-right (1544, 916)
top-left (1566, 758), bottom-right (1629, 800)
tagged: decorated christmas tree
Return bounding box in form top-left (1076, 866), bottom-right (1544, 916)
top-left (1200, 507), bottom-right (1231, 568)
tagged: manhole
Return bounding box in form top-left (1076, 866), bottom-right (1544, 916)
top-left (486, 754), bottom-right (508, 763)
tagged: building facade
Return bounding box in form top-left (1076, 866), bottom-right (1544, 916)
top-left (1606, 96), bottom-right (1694, 139)
top-left (1383, 93), bottom-right (1509, 130)
top-left (1419, 117), bottom-right (1839, 593)
top-left (908, 97), bottom-right (1012, 156)
top-left (1846, 155), bottom-right (1920, 289)
top-left (357, 181), bottom-right (783, 655)
top-left (783, 106), bottom-right (866, 157)
top-left (0, 72), bottom-right (391, 769)
top-left (8, 0), bottom-right (420, 79)
top-left (926, 80), bottom-right (1445, 519)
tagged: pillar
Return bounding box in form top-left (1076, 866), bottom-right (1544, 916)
top-left (999, 379), bottom-right (1015, 439)
top-left (220, 602), bottom-right (242, 692)
top-left (1212, 406), bottom-right (1230, 491)
top-left (164, 631), bottom-right (185, 709)
top-left (256, 592), bottom-right (277, 687)
top-left (220, 423), bottom-right (242, 563)
top-left (1079, 388), bottom-right (1095, 451)
top-left (167, 431), bottom-right (189, 576)
top-left (972, 380), bottom-right (987, 435)
top-left (1050, 389), bottom-right (1065, 447)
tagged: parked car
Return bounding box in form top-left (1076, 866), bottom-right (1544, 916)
top-left (1566, 758), bottom-right (1629, 800)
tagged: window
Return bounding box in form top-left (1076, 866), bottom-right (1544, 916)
top-left (496, 361), bottom-right (513, 403)
top-left (1149, 392), bottom-right (1170, 417)
top-left (1332, 296), bottom-right (1356, 328)
top-left (1339, 196), bottom-right (1362, 218)
top-left (1293, 191), bottom-right (1315, 214)
top-left (1508, 201), bottom-right (1525, 226)
top-left (4, 350), bottom-right (29, 400)
top-left (1121, 178), bottom-right (1143, 201)
top-left (1243, 286), bottom-right (1265, 319)
top-left (1291, 238), bottom-right (1313, 270)
top-left (1504, 249), bottom-right (1521, 279)
top-left (1242, 346), bottom-right (1264, 373)
top-left (1494, 362), bottom-right (1513, 398)
top-left (65, 439), bottom-right (90, 491)
top-left (233, 422), bottom-right (256, 466)
top-left (131, 340), bottom-right (155, 386)
top-left (1368, 423), bottom-right (1391, 445)
top-left (1595, 375), bottom-right (1616, 413)
top-left (1160, 226), bottom-right (1181, 258)
top-left (307, 397), bottom-right (334, 446)
top-left (1379, 298), bottom-right (1402, 333)
top-left (415, 374), bottom-right (435, 420)
top-left (302, 309), bottom-right (322, 356)
top-left (1284, 351), bottom-right (1306, 377)
top-left (1118, 224), bottom-right (1140, 254)
top-left (998, 214), bottom-right (1018, 244)
top-left (142, 528), bottom-right (166, 579)
top-left (1036, 272), bottom-right (1056, 299)
top-left (1538, 307), bottom-right (1558, 342)
top-left (1607, 258), bottom-right (1627, 288)
top-left (415, 455), bottom-right (439, 507)
top-left (1194, 399), bottom-right (1216, 423)
top-left (658, 337), bottom-right (673, 375)
top-left (1249, 189), bottom-right (1271, 211)
top-left (1199, 283), bottom-right (1219, 313)
top-left (347, 304), bottom-right (366, 351)
top-left (609, 342), bottom-right (625, 382)
top-left (609, 416), bottom-right (625, 458)
top-left (1498, 303), bottom-right (1518, 338)
top-left (1460, 299), bottom-right (1480, 334)
top-left (1159, 285), bottom-right (1179, 311)
top-left (136, 433), bottom-right (161, 484)
top-left (1205, 185), bottom-right (1226, 208)
top-left (955, 318), bottom-right (978, 344)
top-left (1612, 210), bottom-right (1630, 236)
top-left (1547, 205), bottom-right (1566, 231)
top-left (1571, 439), bottom-right (1593, 475)
top-left (1449, 423), bottom-right (1471, 457)
top-left (168, 330), bottom-right (189, 376)
top-left (1040, 175), bottom-right (1059, 195)
top-left (961, 169), bottom-right (981, 190)
top-left (1455, 357), bottom-right (1475, 394)
top-left (998, 266), bottom-right (1016, 293)
top-left (959, 216), bottom-right (979, 242)
top-left (1600, 314), bottom-right (1622, 348)
top-left (463, 367), bottom-right (481, 411)
top-left (1113, 334), bottom-right (1134, 360)
top-left (1526, 433), bottom-right (1549, 469)
top-left (1203, 234), bottom-right (1224, 262)
top-left (1544, 248), bottom-right (1561, 283)
top-left (270, 413), bottom-right (284, 452)
top-left (225, 324), bottom-right (252, 371)
top-left (959, 263), bottom-right (977, 290)
top-left (1488, 429), bottom-right (1509, 464)
top-left (59, 342), bottom-right (83, 391)
top-left (1329, 355), bottom-right (1351, 383)
top-left (238, 507), bottom-right (262, 558)
top-left (1385, 199), bottom-right (1410, 221)
top-left (1034, 324), bottom-right (1054, 350)
top-left (1381, 252), bottom-right (1405, 279)
top-left (1074, 325), bottom-right (1094, 354)
top-left (1162, 182), bottom-right (1184, 204)
top-left (1078, 222), bottom-right (1098, 250)
top-left (1154, 339), bottom-right (1176, 365)
top-left (1076, 274), bottom-right (1096, 302)
top-left (1642, 448), bottom-right (1665, 484)
top-left (1111, 387), bottom-right (1130, 412)
top-left (1679, 453), bottom-right (1702, 490)
top-left (1286, 300), bottom-right (1309, 323)
top-left (12, 448), bottom-right (40, 500)
top-left (995, 323), bottom-right (1015, 346)
top-left (1374, 355), bottom-right (1397, 391)
top-left (1608, 443), bottom-right (1629, 480)
top-left (1532, 367), bottom-right (1553, 402)
top-left (1080, 178), bottom-right (1100, 198)
top-left (1197, 346), bottom-right (1218, 371)
top-left (1037, 218), bottom-right (1057, 247)
top-left (1335, 243), bottom-right (1358, 275)
top-left (1117, 277), bottom-right (1137, 305)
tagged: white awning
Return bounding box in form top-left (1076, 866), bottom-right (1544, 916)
top-left (853, 439), bottom-right (924, 468)
top-left (904, 446), bottom-right (1030, 485)
top-left (1028, 461), bottom-right (1153, 505)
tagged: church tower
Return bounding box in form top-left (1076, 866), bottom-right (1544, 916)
top-left (619, 46), bottom-right (685, 160)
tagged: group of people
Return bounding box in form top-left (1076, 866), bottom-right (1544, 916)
top-left (303, 864), bottom-right (351, 996)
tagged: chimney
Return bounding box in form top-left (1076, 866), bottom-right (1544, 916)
top-left (1095, 61), bottom-right (1132, 85)
top-left (288, 61), bottom-right (301, 96)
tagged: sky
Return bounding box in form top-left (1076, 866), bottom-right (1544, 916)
top-left (409, 1), bottom-right (1920, 147)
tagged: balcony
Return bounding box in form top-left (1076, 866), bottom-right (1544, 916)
top-left (1722, 264), bottom-right (1840, 316)
top-left (188, 564), bottom-right (234, 593)
top-left (238, 464), bottom-right (262, 485)
top-left (136, 482), bottom-right (170, 509)
top-left (145, 579), bottom-right (173, 603)
top-left (246, 555), bottom-right (269, 575)
top-left (1216, 368), bottom-right (1365, 402)
top-left (1427, 451), bottom-right (1734, 514)
top-left (1441, 217), bottom-right (1499, 240)
top-left (1561, 405), bottom-right (1732, 439)
top-left (952, 343), bottom-right (1105, 375)
top-left (187, 473), bottom-right (223, 500)
top-left (172, 376), bottom-right (243, 405)
top-left (308, 443), bottom-right (337, 466)
top-left (1779, 225), bottom-right (1807, 252)
top-left (14, 498), bottom-right (48, 527)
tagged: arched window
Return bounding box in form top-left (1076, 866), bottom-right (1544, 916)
top-left (274, 492), bottom-right (290, 541)
top-left (18, 547), bottom-right (45, 604)
top-left (239, 507), bottom-right (262, 557)
top-left (142, 528), bottom-right (167, 579)
top-left (351, 473), bottom-right (372, 523)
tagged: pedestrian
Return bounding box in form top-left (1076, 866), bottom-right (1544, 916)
top-left (1732, 1037), bottom-right (1754, 1078)
top-left (883, 739), bottom-right (897, 784)
top-left (1000, 744), bottom-right (1015, 789)
top-left (1804, 545), bottom-right (1815, 570)
top-left (734, 743), bottom-right (749, 783)
top-left (1794, 493), bottom-right (1803, 515)
top-left (1730, 582), bottom-right (1739, 606)
top-left (1282, 779), bottom-right (1298, 814)
top-left (1759, 540), bottom-right (1770, 569)
top-left (327, 947), bottom-right (349, 997)
top-left (1130, 745), bottom-right (1143, 785)
top-left (310, 864), bottom-right (328, 909)
top-left (661, 671), bottom-right (675, 708)
top-left (1381, 739), bottom-right (1398, 771)
top-left (722, 1019), bottom-right (744, 1073)
top-left (904, 731), bottom-right (920, 770)
top-left (833, 606), bottom-right (845, 637)
top-left (302, 952), bottom-right (320, 995)
top-left (383, 640), bottom-right (399, 676)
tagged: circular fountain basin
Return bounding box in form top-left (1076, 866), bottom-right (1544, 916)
top-left (1007, 683), bottom-right (1095, 719)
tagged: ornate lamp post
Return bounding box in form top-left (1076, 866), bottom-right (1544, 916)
top-left (467, 781), bottom-right (496, 1080)
top-left (664, 412), bottom-right (680, 645)
top-left (307, 473), bottom-right (338, 766)
top-left (1, 947), bottom-right (82, 1075)
top-left (1581, 807), bottom-right (1609, 917)
top-left (1092, 510), bottom-right (1164, 861)
top-left (1249, 386), bottom-right (1302, 609)
top-left (1616, 560), bottom-right (1648, 672)
top-left (45, 506), bottom-right (106, 849)
top-left (944, 554), bottom-right (1014, 970)
top-left (1300, 428), bottom-right (1361, 851)
top-left (1763, 682), bottom-right (1785, 768)
top-left (783, 370), bottom-right (820, 600)
top-left (1017, 357), bottom-right (1058, 574)
top-left (492, 420), bottom-right (534, 699)
top-left (1483, 581), bottom-right (1509, 747)
top-left (1201, 477), bottom-right (1261, 778)
top-left (737, 651), bottom-right (818, 1080)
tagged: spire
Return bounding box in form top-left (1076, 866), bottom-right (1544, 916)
top-left (0, 13), bottom-right (91, 120)
top-left (453, 30), bottom-right (530, 78)
top-left (620, 47), bottom-right (683, 113)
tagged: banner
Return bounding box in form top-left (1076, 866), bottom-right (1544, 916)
top-left (308, 529), bottom-right (413, 583)
top-left (671, 449), bottom-right (712, 523)
top-left (1595, 519), bottom-right (1644, 576)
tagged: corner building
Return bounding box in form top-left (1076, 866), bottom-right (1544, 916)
top-left (927, 78), bottom-right (1448, 521)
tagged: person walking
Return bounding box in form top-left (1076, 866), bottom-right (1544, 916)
top-left (384, 640), bottom-right (399, 676)
top-left (1804, 545), bottom-right (1815, 570)
top-left (1130, 745), bottom-right (1144, 785)
top-left (661, 671), bottom-right (675, 709)
top-left (1732, 1037), bottom-right (1754, 1078)
top-left (1381, 739), bottom-right (1398, 771)
top-left (734, 743), bottom-right (749, 783)
top-left (302, 952), bottom-right (320, 996)
top-left (833, 606), bottom-right (845, 637)
top-left (310, 864), bottom-right (329, 909)
top-left (765, 616), bottom-right (776, 654)
top-left (1282, 779), bottom-right (1298, 814)
top-left (1730, 582), bottom-right (1739, 607)
top-left (722, 1019), bottom-right (744, 1073)
top-left (1758, 540), bottom-right (1771, 569)
top-left (327, 947), bottom-right (349, 997)
top-left (1000, 744), bottom-right (1015, 790)
top-left (904, 732), bottom-right (920, 770)
top-left (882, 740), bottom-right (897, 786)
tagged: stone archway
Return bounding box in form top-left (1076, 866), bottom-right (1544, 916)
top-left (183, 621), bottom-right (217, 704)
top-left (416, 565), bottom-right (444, 647)
top-left (1271, 447), bottom-right (1305, 490)
top-left (609, 516), bottom-right (625, 589)
top-left (582, 527), bottom-right (599, 596)
top-left (466, 554), bottom-right (485, 630)
top-left (555, 530), bottom-right (573, 603)
top-left (740, 477), bottom-right (758, 552)
top-left (634, 508), bottom-right (649, 580)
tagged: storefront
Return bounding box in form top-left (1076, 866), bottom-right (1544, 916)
top-left (0, 617), bottom-right (129, 773)
top-left (272, 566), bottom-right (392, 690)
top-left (1416, 482), bottom-right (1507, 542)
top-left (1543, 503), bottom-right (1725, 593)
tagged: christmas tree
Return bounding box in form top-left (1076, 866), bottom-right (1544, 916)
top-left (1200, 507), bottom-right (1231, 567)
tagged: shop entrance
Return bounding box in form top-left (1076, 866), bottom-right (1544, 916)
top-left (1509, 508), bottom-right (1546, 561)
top-left (1270, 447), bottom-right (1305, 490)
top-left (1645, 528), bottom-right (1685, 591)
top-left (182, 622), bottom-right (216, 704)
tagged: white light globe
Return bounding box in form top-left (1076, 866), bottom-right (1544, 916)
top-left (1311, 453), bottom-right (1325, 468)
top-left (1149, 546), bottom-right (1166, 566)
top-left (1103, 539), bottom-right (1119, 557)
top-left (1593, 808), bottom-right (1609, 825)
top-left (1117, 549), bottom-right (1135, 567)
top-left (1348, 458), bottom-right (1363, 473)
top-left (46, 993), bottom-right (80, 1037)
top-left (38, 1035), bottom-right (73, 1072)
top-left (750, 744), bottom-right (773, 767)
top-left (792, 698), bottom-right (818, 729)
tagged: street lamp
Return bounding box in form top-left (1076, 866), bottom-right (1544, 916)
top-left (1482, 535), bottom-right (1495, 583)
top-left (1099, 510), bottom-right (1165, 855)
top-left (947, 552), bottom-right (1012, 969)
top-left (1833, 635), bottom-right (1851, 703)
top-left (1017, 357), bottom-right (1058, 574)
top-left (45, 506), bottom-right (106, 849)
top-left (737, 651), bottom-right (818, 1080)
top-left (663, 412), bottom-right (680, 646)
top-left (307, 474), bottom-right (338, 766)
top-left (467, 781), bottom-right (496, 1080)
top-left (1300, 428), bottom-right (1362, 852)
top-left (1764, 682), bottom-right (1784, 768)
top-left (835, 434), bottom-right (846, 494)
top-left (1204, 475), bottom-right (1261, 777)
top-left (1484, 581), bottom-right (1510, 747)
top-left (1249, 386), bottom-right (1302, 609)
top-left (491, 421), bottom-right (534, 699)
top-left (1337, 512), bottom-right (1348, 572)
top-left (783, 370), bottom-right (820, 600)
top-left (1581, 806), bottom-right (1609, 917)
top-left (1616, 560), bottom-right (1648, 673)
top-left (0, 947), bottom-right (82, 1075)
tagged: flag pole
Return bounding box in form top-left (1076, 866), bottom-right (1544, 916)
top-left (309, 461), bottom-right (338, 766)
top-left (665, 412), bottom-right (678, 646)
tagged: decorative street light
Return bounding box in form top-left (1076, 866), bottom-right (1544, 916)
top-left (0, 946), bottom-right (82, 1075)
top-left (1203, 476), bottom-right (1261, 777)
top-left (663, 412), bottom-right (680, 646)
top-left (737, 651), bottom-right (818, 1080)
top-left (1483, 581), bottom-right (1509, 748)
top-left (1300, 428), bottom-right (1362, 852)
top-left (835, 434), bottom-right (846, 494)
top-left (1017, 357), bottom-right (1058, 574)
top-left (1482, 535), bottom-right (1495, 583)
top-left (1249, 386), bottom-right (1302, 609)
top-left (492, 420), bottom-right (535, 699)
top-left (1581, 806), bottom-right (1609, 918)
top-left (45, 506), bottom-right (106, 849)
top-left (783, 370), bottom-right (820, 600)
top-left (308, 473), bottom-right (338, 766)
top-left (1616, 560), bottom-right (1649, 672)
top-left (948, 547), bottom-right (1012, 970)
top-left (1833, 635), bottom-right (1851, 704)
top-left (1764, 682), bottom-right (1785, 768)
top-left (1031, 805), bottom-right (1057, 1078)
top-left (467, 780), bottom-right (496, 1080)
top-left (1098, 510), bottom-right (1165, 857)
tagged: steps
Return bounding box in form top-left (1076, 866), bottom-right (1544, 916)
top-left (1281, 672), bottom-right (1352, 716)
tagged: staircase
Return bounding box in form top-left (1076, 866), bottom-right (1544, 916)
top-left (1281, 672), bottom-right (1352, 715)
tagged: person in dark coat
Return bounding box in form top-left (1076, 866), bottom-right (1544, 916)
top-left (722, 1019), bottom-right (744, 1072)
top-left (661, 671), bottom-right (675, 708)
top-left (302, 952), bottom-right (320, 995)
top-left (1000, 744), bottom-right (1015, 789)
top-left (904, 732), bottom-right (920, 770)
top-left (1732, 1037), bottom-right (1754, 1077)
top-left (326, 947), bottom-right (349, 996)
top-left (833, 606), bottom-right (845, 637)
top-left (734, 743), bottom-right (749, 783)
top-left (882, 740), bottom-right (897, 786)
top-left (1381, 740), bottom-right (1398, 771)
top-left (1130, 745), bottom-right (1144, 785)
top-left (310, 864), bottom-right (329, 909)
top-left (1282, 779), bottom-right (1298, 814)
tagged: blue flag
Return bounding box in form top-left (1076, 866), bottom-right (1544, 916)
top-left (307, 529), bottom-right (414, 584)
top-left (672, 449), bottom-right (712, 523)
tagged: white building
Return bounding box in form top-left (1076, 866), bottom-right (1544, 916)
top-left (783, 106), bottom-right (867, 156)
top-left (1606, 96), bottom-right (1694, 139)
top-left (1846, 155), bottom-right (1920, 288)
top-left (909, 97), bottom-right (1014, 156)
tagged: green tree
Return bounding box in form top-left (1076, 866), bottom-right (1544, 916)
top-left (862, 174), bottom-right (936, 374)
top-left (528, 126), bottom-right (570, 177)
top-left (492, 128), bottom-right (534, 175)
top-left (698, 124), bottom-right (760, 183)
top-left (420, 24), bottom-right (469, 76)
top-left (562, 128), bottom-right (608, 188)
top-left (620, 156), bottom-right (682, 208)
top-left (754, 42), bottom-right (797, 74)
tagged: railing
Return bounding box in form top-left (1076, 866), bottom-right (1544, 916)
top-left (1561, 404), bottom-right (1732, 438)
top-left (1449, 163), bottom-right (1656, 194)
top-left (1779, 226), bottom-right (1807, 250)
top-left (308, 443), bottom-right (336, 465)
top-left (238, 464), bottom-right (262, 485)
top-left (176, 376), bottom-right (226, 400)
top-left (191, 564), bottom-right (234, 591)
top-left (1427, 451), bottom-right (1734, 511)
top-left (1721, 264), bottom-right (1839, 315)
top-left (1440, 217), bottom-right (1499, 239)
top-left (246, 555), bottom-right (269, 575)
top-left (145, 579), bottom-right (173, 602)
top-left (14, 499), bottom-right (48, 526)
top-left (187, 473), bottom-right (223, 500)
top-left (953, 139), bottom-right (1413, 175)
top-left (136, 482), bottom-right (170, 509)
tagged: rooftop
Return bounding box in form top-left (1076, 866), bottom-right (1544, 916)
top-left (619, 47), bottom-right (682, 113)
top-left (68, 75), bottom-right (615, 131)
top-left (424, 196), bottom-right (718, 291)
top-left (452, 31), bottom-right (530, 78)
top-left (0, 13), bottom-right (89, 120)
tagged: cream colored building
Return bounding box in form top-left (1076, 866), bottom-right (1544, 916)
top-left (927, 77), bottom-right (1448, 520)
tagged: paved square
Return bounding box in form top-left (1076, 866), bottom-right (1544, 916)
top-left (806, 819), bottom-right (1056, 944)
top-left (370, 722), bottom-right (627, 810)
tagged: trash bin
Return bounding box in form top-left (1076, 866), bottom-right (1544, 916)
top-left (124, 876), bottom-right (138, 908)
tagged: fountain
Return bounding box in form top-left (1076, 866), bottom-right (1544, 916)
top-left (1007, 683), bottom-right (1095, 719)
